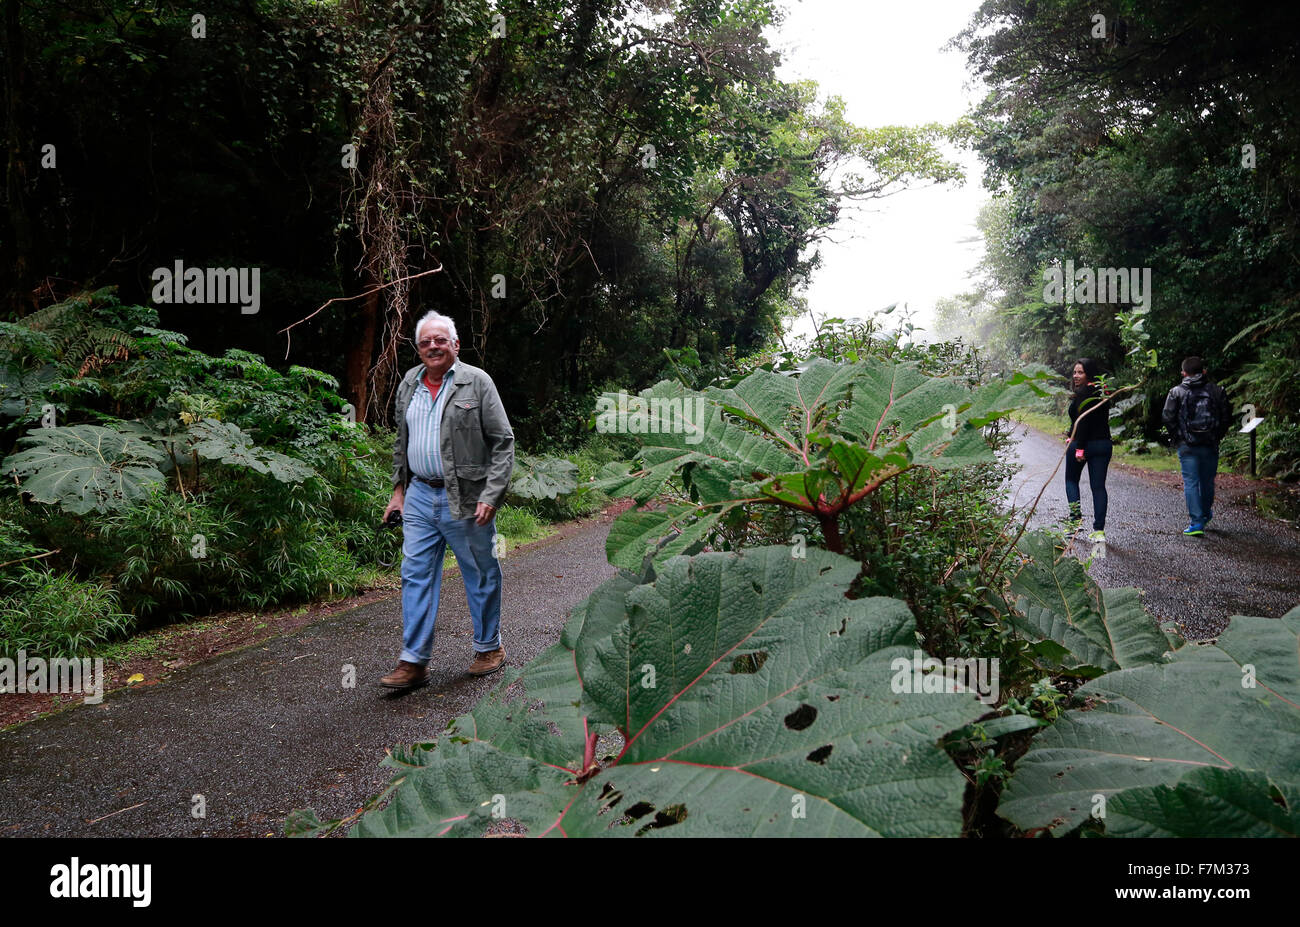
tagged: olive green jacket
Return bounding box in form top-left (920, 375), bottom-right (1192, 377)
top-left (390, 359), bottom-right (515, 520)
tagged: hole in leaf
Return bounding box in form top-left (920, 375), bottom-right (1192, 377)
top-left (625, 801), bottom-right (655, 820)
top-left (635, 803), bottom-right (688, 836)
top-left (825, 694), bottom-right (839, 702)
top-left (806, 744), bottom-right (833, 765)
top-left (784, 703), bottom-right (817, 731)
top-left (819, 566), bottom-right (833, 575)
top-left (752, 581), bottom-right (763, 595)
top-left (728, 651), bottom-right (769, 674)
top-left (598, 781), bottom-right (623, 811)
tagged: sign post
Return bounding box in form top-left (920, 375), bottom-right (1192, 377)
top-left (1240, 415), bottom-right (1265, 478)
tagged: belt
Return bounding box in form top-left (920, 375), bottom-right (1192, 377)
top-left (413, 475), bottom-right (446, 489)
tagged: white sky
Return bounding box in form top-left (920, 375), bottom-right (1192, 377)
top-left (767, 0), bottom-right (988, 342)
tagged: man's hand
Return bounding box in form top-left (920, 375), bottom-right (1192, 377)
top-left (474, 501), bottom-right (495, 526)
top-left (383, 486), bottom-right (405, 522)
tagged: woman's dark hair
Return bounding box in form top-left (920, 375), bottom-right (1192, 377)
top-left (1074, 357), bottom-right (1101, 382)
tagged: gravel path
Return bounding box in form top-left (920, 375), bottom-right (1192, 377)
top-left (1003, 423), bottom-right (1300, 638)
top-left (0, 510), bottom-right (620, 837)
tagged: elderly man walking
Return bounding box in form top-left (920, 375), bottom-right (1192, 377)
top-left (379, 310), bottom-right (514, 689)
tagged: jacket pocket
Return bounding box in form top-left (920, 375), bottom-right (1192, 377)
top-left (452, 427), bottom-right (486, 465)
top-left (451, 398), bottom-right (480, 420)
top-left (456, 474), bottom-right (487, 511)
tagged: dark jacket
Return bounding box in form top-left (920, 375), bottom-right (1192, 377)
top-left (1067, 384), bottom-right (1112, 444)
top-left (390, 359), bottom-right (515, 519)
top-left (1162, 373), bottom-right (1231, 447)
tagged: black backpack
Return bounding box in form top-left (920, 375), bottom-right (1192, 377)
top-left (1180, 383), bottom-right (1221, 446)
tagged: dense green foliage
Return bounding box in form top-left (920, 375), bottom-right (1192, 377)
top-left (586, 348), bottom-right (1047, 562)
top-left (0, 290), bottom-right (392, 655)
top-left (6, 0), bottom-right (1293, 840)
top-left (999, 541), bottom-right (1299, 838)
top-left (298, 546), bottom-right (988, 837)
top-left (308, 322), bottom-right (1297, 838)
top-left (3, 0), bottom-right (964, 447)
top-left (940, 0), bottom-right (1300, 476)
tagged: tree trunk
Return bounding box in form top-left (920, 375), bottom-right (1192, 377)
top-left (344, 286), bottom-right (380, 423)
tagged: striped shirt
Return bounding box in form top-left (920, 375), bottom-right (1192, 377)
top-left (406, 367), bottom-right (455, 480)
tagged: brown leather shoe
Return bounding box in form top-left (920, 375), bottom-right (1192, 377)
top-left (467, 647), bottom-right (506, 677)
top-left (379, 660), bottom-right (429, 689)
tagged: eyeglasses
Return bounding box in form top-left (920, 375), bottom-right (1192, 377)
top-left (417, 337), bottom-right (453, 348)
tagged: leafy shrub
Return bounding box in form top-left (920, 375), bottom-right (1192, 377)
top-left (507, 433), bottom-right (636, 522)
top-left (0, 503), bottom-right (46, 580)
top-left (0, 290), bottom-right (391, 636)
top-left (587, 355), bottom-right (1047, 565)
top-left (507, 454), bottom-right (579, 502)
top-left (98, 485), bottom-right (254, 619)
top-left (492, 505), bottom-right (548, 548)
top-left (293, 546), bottom-right (989, 837)
top-left (297, 317), bottom-right (1295, 838)
top-left (0, 568), bottom-right (133, 658)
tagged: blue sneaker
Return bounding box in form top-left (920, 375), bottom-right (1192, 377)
top-left (1182, 523), bottom-right (1205, 536)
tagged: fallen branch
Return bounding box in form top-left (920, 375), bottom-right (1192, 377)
top-left (277, 265), bottom-right (444, 359)
top-left (0, 549), bottom-right (61, 570)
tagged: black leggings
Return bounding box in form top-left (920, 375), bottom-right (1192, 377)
top-left (1064, 439), bottom-right (1112, 530)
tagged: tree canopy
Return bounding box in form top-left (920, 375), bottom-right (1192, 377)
top-left (3, 0), bottom-right (965, 446)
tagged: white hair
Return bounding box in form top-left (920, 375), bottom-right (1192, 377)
top-left (414, 310), bottom-right (459, 345)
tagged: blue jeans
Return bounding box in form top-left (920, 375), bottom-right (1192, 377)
top-left (1177, 443), bottom-right (1219, 525)
top-left (1064, 439), bottom-right (1112, 530)
top-left (399, 479), bottom-right (502, 664)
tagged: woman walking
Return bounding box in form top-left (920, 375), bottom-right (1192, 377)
top-left (1064, 358), bottom-right (1113, 541)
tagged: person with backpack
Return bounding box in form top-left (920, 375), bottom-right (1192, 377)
top-left (1162, 356), bottom-right (1232, 536)
top-left (1063, 358), bottom-right (1113, 541)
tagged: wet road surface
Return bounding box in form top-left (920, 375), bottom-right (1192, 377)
top-left (1003, 423), bottom-right (1300, 638)
top-left (0, 511), bottom-right (620, 837)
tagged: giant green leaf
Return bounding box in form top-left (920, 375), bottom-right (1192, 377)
top-left (603, 503), bottom-right (734, 571)
top-left (1102, 767), bottom-right (1299, 837)
top-left (999, 609), bottom-right (1300, 835)
top-left (1009, 531), bottom-right (1179, 674)
top-left (704, 358), bottom-right (859, 456)
top-left (508, 453), bottom-right (579, 501)
top-left (0, 364), bottom-right (58, 419)
top-left (589, 378), bottom-right (797, 506)
top-left (1, 424), bottom-right (166, 514)
top-left (588, 359), bottom-right (1044, 567)
top-left (836, 360), bottom-right (1049, 470)
top-left (186, 419), bottom-right (315, 483)
top-left (346, 546), bottom-right (988, 837)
